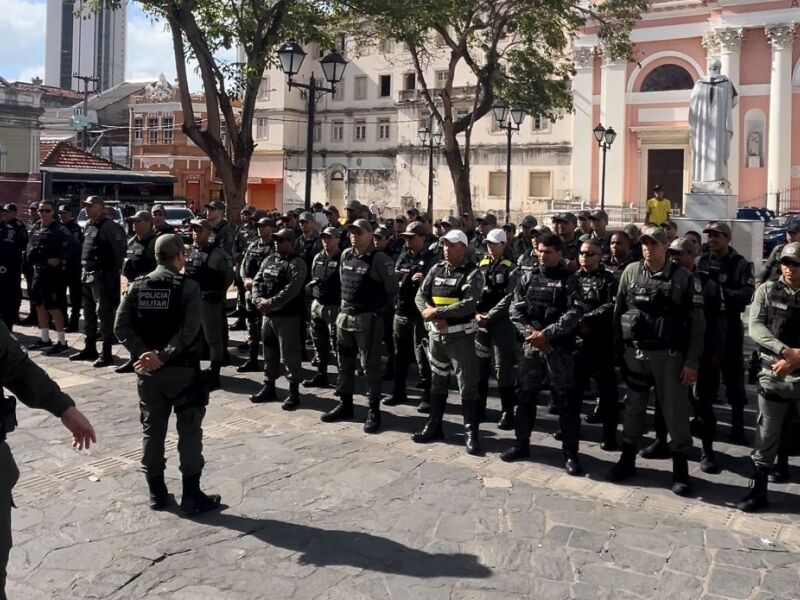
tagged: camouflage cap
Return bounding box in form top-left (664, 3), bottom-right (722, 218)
top-left (779, 242), bottom-right (800, 264)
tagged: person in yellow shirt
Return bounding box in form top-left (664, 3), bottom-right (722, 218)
top-left (645, 184), bottom-right (672, 226)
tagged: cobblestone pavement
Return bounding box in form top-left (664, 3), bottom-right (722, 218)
top-left (5, 326), bottom-right (800, 600)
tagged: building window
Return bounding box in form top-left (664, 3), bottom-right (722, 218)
top-left (256, 117), bottom-right (269, 140)
top-left (531, 115), bottom-right (549, 132)
top-left (378, 118), bottom-right (391, 140)
top-left (332, 121), bottom-right (344, 142)
top-left (640, 64), bottom-right (694, 92)
top-left (404, 72), bottom-right (416, 91)
top-left (354, 119), bottom-right (367, 141)
top-left (162, 117), bottom-right (173, 144)
top-left (488, 172), bottom-right (506, 197)
top-left (134, 117), bottom-right (143, 142)
top-left (435, 70), bottom-right (449, 89)
top-left (380, 39), bottom-right (393, 53)
top-left (490, 116), bottom-right (502, 133)
top-left (354, 76), bottom-right (367, 100)
top-left (528, 171), bottom-right (552, 198)
top-left (379, 74), bottom-right (391, 98)
top-left (257, 76), bottom-right (271, 101)
top-left (313, 121), bottom-right (321, 143)
top-left (147, 118), bottom-right (158, 144)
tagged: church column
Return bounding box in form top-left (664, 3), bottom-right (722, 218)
top-left (599, 53), bottom-right (627, 206)
top-left (716, 28), bottom-right (744, 196)
top-left (570, 46), bottom-right (595, 203)
top-left (765, 24), bottom-right (795, 212)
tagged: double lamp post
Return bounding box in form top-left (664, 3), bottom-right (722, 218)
top-left (418, 115), bottom-right (443, 220)
top-left (492, 103), bottom-right (526, 224)
top-left (593, 123), bottom-right (616, 211)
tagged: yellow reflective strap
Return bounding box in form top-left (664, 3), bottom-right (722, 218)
top-left (432, 296), bottom-right (459, 306)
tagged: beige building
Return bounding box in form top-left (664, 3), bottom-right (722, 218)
top-left (252, 38), bottom-right (573, 220)
top-left (0, 76), bottom-right (44, 206)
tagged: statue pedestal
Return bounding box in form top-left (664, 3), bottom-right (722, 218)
top-left (684, 192), bottom-right (739, 221)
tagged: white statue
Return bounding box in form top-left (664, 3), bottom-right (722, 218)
top-left (145, 73), bottom-right (174, 102)
top-left (688, 59), bottom-right (738, 192)
top-left (747, 131), bottom-right (761, 158)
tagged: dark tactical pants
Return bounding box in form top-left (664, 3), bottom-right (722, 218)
top-left (475, 317), bottom-right (517, 388)
top-left (0, 269), bottom-right (20, 330)
top-left (576, 338), bottom-right (619, 435)
top-left (65, 266), bottom-right (82, 320)
top-left (392, 314), bottom-right (431, 398)
top-left (428, 330), bottom-right (481, 425)
top-left (200, 297), bottom-right (225, 363)
top-left (81, 270), bottom-right (120, 342)
top-left (515, 346), bottom-right (581, 454)
top-left (310, 300), bottom-right (338, 370)
top-left (0, 442), bottom-right (19, 600)
top-left (262, 314), bottom-right (303, 383)
top-left (622, 348), bottom-right (692, 454)
top-left (138, 367), bottom-right (206, 477)
top-left (752, 370), bottom-right (800, 468)
top-left (336, 312), bottom-right (383, 400)
top-left (382, 305), bottom-right (395, 372)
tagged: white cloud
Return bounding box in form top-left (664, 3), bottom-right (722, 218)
top-left (0, 0), bottom-right (46, 81)
top-left (17, 65), bottom-right (44, 83)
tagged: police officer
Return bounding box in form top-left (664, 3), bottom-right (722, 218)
top-left (26, 199), bottom-right (79, 355)
top-left (320, 219), bottom-right (398, 433)
top-left (69, 196), bottom-right (127, 367)
top-left (608, 226), bottom-right (705, 496)
top-left (1, 321), bottom-right (96, 598)
top-left (184, 218), bottom-right (235, 390)
top-left (58, 204), bottom-right (84, 332)
top-left (4, 204), bottom-right (28, 326)
top-left (603, 230), bottom-right (634, 281)
top-left (501, 233), bottom-right (584, 475)
top-left (373, 225), bottom-right (397, 381)
top-left (552, 212), bottom-right (580, 271)
top-left (249, 228), bottom-right (308, 409)
top-left (475, 228), bottom-right (518, 430)
top-left (412, 229), bottom-right (485, 454)
top-left (237, 217), bottom-right (275, 373)
top-left (588, 209), bottom-right (612, 256)
top-left (576, 210), bottom-right (591, 238)
top-left (758, 222), bottom-right (800, 284)
top-left (205, 200), bottom-right (235, 254)
top-left (574, 238), bottom-right (619, 450)
top-left (696, 222), bottom-right (754, 446)
top-left (469, 213), bottom-right (497, 262)
top-left (0, 208), bottom-right (22, 330)
top-left (114, 234), bottom-right (221, 514)
top-left (231, 206), bottom-right (259, 330)
top-left (383, 221), bottom-right (435, 411)
top-left (151, 204), bottom-right (175, 237)
top-left (516, 227), bottom-right (541, 275)
top-left (737, 242), bottom-right (800, 512)
top-left (295, 211), bottom-right (323, 360)
top-left (303, 226), bottom-right (341, 388)
top-left (511, 216), bottom-right (537, 262)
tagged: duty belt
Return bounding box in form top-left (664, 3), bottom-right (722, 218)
top-left (426, 321), bottom-right (478, 335)
top-left (340, 305), bottom-right (376, 316)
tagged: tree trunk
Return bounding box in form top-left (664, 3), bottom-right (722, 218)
top-left (216, 160), bottom-right (250, 225)
top-left (442, 132), bottom-right (474, 217)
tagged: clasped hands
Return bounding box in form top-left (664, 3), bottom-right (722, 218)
top-left (421, 305), bottom-right (447, 332)
top-left (524, 329), bottom-right (552, 354)
top-left (135, 351), bottom-right (164, 374)
top-left (772, 347), bottom-right (800, 377)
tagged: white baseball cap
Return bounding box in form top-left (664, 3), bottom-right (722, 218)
top-left (440, 229), bottom-right (469, 246)
top-left (484, 228), bottom-right (507, 245)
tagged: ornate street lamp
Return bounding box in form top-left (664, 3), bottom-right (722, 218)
top-left (493, 102), bottom-right (526, 223)
top-left (418, 115), bottom-right (443, 220)
top-left (593, 123), bottom-right (616, 210)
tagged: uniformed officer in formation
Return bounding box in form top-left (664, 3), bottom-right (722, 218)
top-left (475, 228), bottom-right (518, 430)
top-left (587, 209), bottom-right (612, 255)
top-left (608, 226), bottom-right (705, 496)
top-left (511, 216), bottom-right (537, 262)
top-left (758, 221), bottom-right (799, 284)
top-left (304, 226), bottom-right (342, 389)
top-left (603, 230), bottom-right (634, 280)
top-left (469, 213), bottom-right (496, 262)
top-left (205, 200), bottom-right (235, 255)
top-left (184, 218), bottom-right (235, 390)
top-left (321, 219), bottom-right (398, 433)
top-left (413, 229), bottom-right (485, 454)
top-left (231, 206), bottom-right (259, 331)
top-left (373, 225), bottom-right (397, 381)
top-left (383, 221), bottom-right (436, 412)
top-left (150, 204), bottom-right (175, 237)
top-left (237, 217), bottom-right (275, 373)
top-left (249, 228), bottom-right (308, 409)
top-left (58, 204), bottom-right (84, 332)
top-left (5, 204), bottom-right (31, 326)
top-left (114, 234), bottom-right (220, 514)
top-left (69, 196), bottom-right (126, 367)
top-left (552, 212), bottom-right (581, 271)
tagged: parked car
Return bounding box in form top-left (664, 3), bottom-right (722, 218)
top-left (736, 207), bottom-right (775, 223)
top-left (76, 203), bottom-right (126, 231)
top-left (763, 213), bottom-right (800, 257)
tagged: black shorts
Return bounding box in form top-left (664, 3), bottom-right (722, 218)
top-left (29, 271), bottom-right (66, 310)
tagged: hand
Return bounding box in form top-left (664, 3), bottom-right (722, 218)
top-left (782, 347), bottom-right (800, 368)
top-left (421, 305), bottom-right (437, 321)
top-left (257, 299), bottom-right (270, 315)
top-left (135, 351), bottom-right (163, 373)
top-left (244, 279), bottom-right (253, 291)
top-left (475, 314), bottom-right (489, 328)
top-left (411, 272), bottom-right (423, 283)
top-left (525, 330), bottom-right (552, 353)
top-left (60, 407), bottom-right (96, 451)
top-left (680, 367), bottom-right (698, 385)
top-left (432, 318), bottom-right (448, 332)
top-left (772, 359), bottom-right (797, 377)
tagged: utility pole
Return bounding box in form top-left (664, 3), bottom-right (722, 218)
top-left (72, 73), bottom-right (99, 150)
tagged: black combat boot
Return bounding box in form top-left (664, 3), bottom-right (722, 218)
top-left (282, 383), bottom-right (301, 411)
top-left (476, 381), bottom-right (489, 423)
top-left (416, 389), bottom-right (431, 414)
top-left (769, 451), bottom-right (790, 483)
top-left (250, 380), bottom-right (277, 403)
top-left (606, 442), bottom-right (638, 482)
top-left (601, 425), bottom-right (619, 452)
top-left (204, 361), bottom-right (222, 391)
top-left (412, 394), bottom-right (445, 443)
top-left (584, 398), bottom-right (602, 424)
top-left (640, 436), bottom-right (671, 459)
top-left (146, 474), bottom-right (170, 511)
top-left (671, 454), bottom-right (691, 497)
top-left (497, 386), bottom-right (516, 430)
top-left (69, 339), bottom-right (98, 362)
top-left (114, 358), bottom-right (136, 374)
top-left (564, 452), bottom-right (583, 476)
top-left (699, 436), bottom-right (720, 474)
top-left (179, 474), bottom-right (221, 515)
top-left (736, 467), bottom-right (770, 513)
top-left (363, 397), bottom-right (382, 434)
top-left (321, 393), bottom-right (354, 422)
top-left (382, 380), bottom-right (407, 406)
top-left (302, 371), bottom-right (329, 388)
top-left (464, 423), bottom-right (481, 455)
top-left (93, 341), bottom-right (114, 367)
top-left (500, 441), bottom-right (530, 462)
top-left (236, 358), bottom-right (261, 373)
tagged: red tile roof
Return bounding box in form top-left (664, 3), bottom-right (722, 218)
top-left (40, 141), bottom-right (127, 170)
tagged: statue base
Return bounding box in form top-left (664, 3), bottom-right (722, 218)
top-left (690, 180), bottom-right (731, 195)
top-left (684, 192), bottom-right (738, 221)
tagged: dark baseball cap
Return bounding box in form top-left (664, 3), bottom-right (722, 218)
top-left (521, 215), bottom-right (537, 229)
top-left (577, 210), bottom-right (591, 220)
top-left (321, 226), bottom-right (339, 237)
top-left (590, 209), bottom-right (608, 221)
top-left (131, 210), bottom-right (152, 222)
top-left (298, 211), bottom-right (315, 222)
top-left (256, 217), bottom-right (275, 227)
top-left (400, 221), bottom-right (427, 237)
top-left (205, 200), bottom-right (225, 210)
top-left (272, 227), bottom-right (296, 241)
top-left (190, 218), bottom-right (212, 230)
top-left (552, 212), bottom-right (577, 225)
top-left (155, 234), bottom-right (184, 259)
top-left (151, 203), bottom-right (166, 214)
top-left (703, 221), bottom-right (732, 237)
top-left (346, 218), bottom-right (373, 233)
top-left (83, 195), bottom-right (105, 206)
top-left (345, 200), bottom-right (362, 211)
top-left (57, 204), bottom-right (72, 214)
top-left (779, 243), bottom-right (800, 264)
top-left (373, 225), bottom-right (390, 238)
top-left (476, 213), bottom-right (498, 225)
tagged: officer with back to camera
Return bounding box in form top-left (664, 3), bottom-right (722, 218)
top-left (114, 234), bottom-right (221, 514)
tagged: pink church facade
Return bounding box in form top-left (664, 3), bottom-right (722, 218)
top-left (572, 1), bottom-right (800, 214)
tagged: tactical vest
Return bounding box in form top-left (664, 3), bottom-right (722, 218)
top-left (257, 253), bottom-right (305, 316)
top-left (184, 243), bottom-right (224, 292)
top-left (27, 222), bottom-right (55, 268)
top-left (81, 217), bottom-right (112, 272)
top-left (477, 256), bottom-right (515, 312)
top-left (517, 251), bottom-right (540, 275)
top-left (236, 223), bottom-right (258, 252)
top-left (523, 267), bottom-right (571, 329)
top-left (428, 261), bottom-right (476, 325)
top-left (695, 252), bottom-right (746, 314)
top-left (242, 240), bottom-right (272, 279)
top-left (766, 282), bottom-right (800, 350)
top-left (575, 268), bottom-right (613, 311)
top-left (311, 250), bottom-right (341, 306)
top-left (620, 263), bottom-right (685, 350)
top-left (341, 250), bottom-right (386, 313)
top-left (123, 233), bottom-right (156, 280)
top-left (396, 249), bottom-right (429, 317)
top-left (129, 274), bottom-right (186, 355)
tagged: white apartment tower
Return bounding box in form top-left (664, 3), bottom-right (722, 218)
top-left (44, 0), bottom-right (127, 92)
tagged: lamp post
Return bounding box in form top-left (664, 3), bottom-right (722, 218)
top-left (493, 103), bottom-right (526, 223)
top-left (593, 123), bottom-right (617, 211)
top-left (418, 114), bottom-right (443, 220)
top-left (277, 42), bottom-right (348, 210)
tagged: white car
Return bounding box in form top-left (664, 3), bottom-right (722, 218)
top-left (76, 206), bottom-right (126, 231)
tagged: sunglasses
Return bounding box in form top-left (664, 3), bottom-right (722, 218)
top-left (39, 208), bottom-right (53, 213)
top-left (579, 251), bottom-right (599, 257)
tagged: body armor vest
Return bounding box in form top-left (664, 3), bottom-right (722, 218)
top-left (477, 256), bottom-right (514, 312)
top-left (81, 217), bottom-right (112, 272)
top-left (130, 274), bottom-right (187, 358)
top-left (517, 251), bottom-right (540, 275)
top-left (311, 250), bottom-right (341, 306)
top-left (695, 252), bottom-right (746, 314)
top-left (123, 233), bottom-right (156, 280)
top-left (341, 250), bottom-right (386, 313)
top-left (620, 263), bottom-right (684, 350)
top-left (396, 249), bottom-right (430, 317)
top-left (185, 242), bottom-right (224, 292)
top-left (429, 261), bottom-right (475, 325)
top-left (242, 240), bottom-right (272, 279)
top-left (257, 253), bottom-right (305, 316)
top-left (767, 282), bottom-right (800, 350)
top-left (523, 266), bottom-right (571, 329)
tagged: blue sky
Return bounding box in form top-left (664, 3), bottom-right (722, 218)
top-left (0, 0), bottom-right (215, 90)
